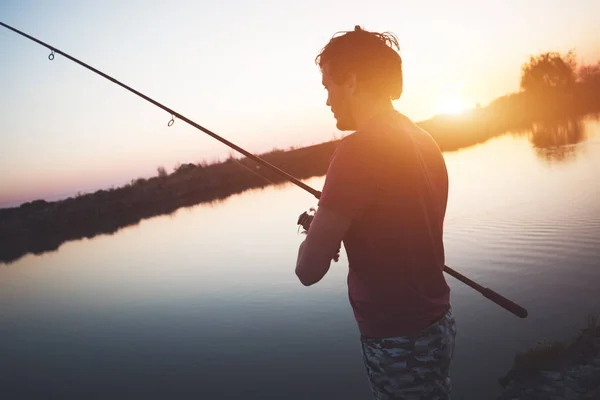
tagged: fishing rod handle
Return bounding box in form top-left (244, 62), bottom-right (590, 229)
top-left (480, 287), bottom-right (528, 318)
top-left (443, 265), bottom-right (528, 318)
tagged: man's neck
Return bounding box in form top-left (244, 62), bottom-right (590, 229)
top-left (353, 100), bottom-right (395, 131)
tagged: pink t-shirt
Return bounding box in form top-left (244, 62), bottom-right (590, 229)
top-left (318, 110), bottom-right (451, 338)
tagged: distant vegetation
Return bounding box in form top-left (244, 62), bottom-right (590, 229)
top-left (1, 51), bottom-right (599, 264)
top-left (420, 51), bottom-right (600, 152)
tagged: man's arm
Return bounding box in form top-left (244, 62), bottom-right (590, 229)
top-left (294, 135), bottom-right (378, 286)
top-left (295, 205), bottom-right (352, 286)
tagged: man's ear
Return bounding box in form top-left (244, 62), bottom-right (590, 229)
top-left (345, 73), bottom-right (358, 96)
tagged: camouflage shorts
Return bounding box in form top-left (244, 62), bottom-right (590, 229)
top-left (360, 307), bottom-right (457, 400)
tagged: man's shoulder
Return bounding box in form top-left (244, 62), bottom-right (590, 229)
top-left (334, 131), bottom-right (362, 155)
top-left (333, 110), bottom-right (424, 159)
top-left (332, 132), bottom-right (378, 164)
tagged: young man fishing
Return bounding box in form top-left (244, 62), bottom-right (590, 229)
top-left (295, 26), bottom-right (457, 399)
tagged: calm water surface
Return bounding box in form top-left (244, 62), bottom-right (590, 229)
top-left (1, 119), bottom-right (600, 399)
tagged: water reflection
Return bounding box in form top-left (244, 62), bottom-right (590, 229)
top-left (528, 117), bottom-right (586, 162)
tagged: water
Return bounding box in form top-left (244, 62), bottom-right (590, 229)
top-left (1, 118), bottom-right (600, 399)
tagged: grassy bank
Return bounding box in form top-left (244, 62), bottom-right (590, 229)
top-left (497, 314), bottom-right (600, 399)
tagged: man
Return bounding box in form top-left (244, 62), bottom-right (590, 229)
top-left (295, 26), bottom-right (457, 399)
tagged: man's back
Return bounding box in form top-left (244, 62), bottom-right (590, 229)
top-left (305, 26), bottom-right (457, 398)
top-left (319, 110), bottom-right (450, 338)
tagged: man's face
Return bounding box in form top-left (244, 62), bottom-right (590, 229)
top-left (321, 64), bottom-right (356, 131)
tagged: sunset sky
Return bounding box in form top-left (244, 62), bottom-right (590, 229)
top-left (1, 0), bottom-right (599, 207)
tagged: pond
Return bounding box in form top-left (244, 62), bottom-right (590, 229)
top-left (1, 117), bottom-right (599, 399)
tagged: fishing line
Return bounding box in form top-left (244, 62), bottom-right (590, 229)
top-left (0, 21), bottom-right (528, 319)
top-left (231, 158), bottom-right (277, 186)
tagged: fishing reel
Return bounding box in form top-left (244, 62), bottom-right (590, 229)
top-left (297, 207), bottom-right (316, 234)
top-left (297, 207), bottom-right (340, 262)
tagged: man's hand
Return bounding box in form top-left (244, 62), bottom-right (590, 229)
top-left (297, 208), bottom-right (340, 262)
top-left (295, 205), bottom-right (351, 286)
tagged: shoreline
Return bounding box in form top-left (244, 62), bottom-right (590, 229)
top-left (1, 87), bottom-right (599, 265)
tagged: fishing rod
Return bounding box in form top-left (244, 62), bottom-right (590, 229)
top-left (0, 21), bottom-right (528, 319)
top-left (0, 21), bottom-right (320, 199)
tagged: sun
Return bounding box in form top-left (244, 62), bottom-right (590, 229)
top-left (436, 95), bottom-right (469, 115)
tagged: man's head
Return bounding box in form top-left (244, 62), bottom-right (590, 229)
top-left (315, 25), bottom-right (403, 131)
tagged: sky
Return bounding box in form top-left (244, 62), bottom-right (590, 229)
top-left (1, 0), bottom-right (599, 207)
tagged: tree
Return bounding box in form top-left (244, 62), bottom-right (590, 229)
top-left (520, 51), bottom-right (577, 93)
top-left (577, 61), bottom-right (600, 86)
top-left (157, 166), bottom-right (168, 178)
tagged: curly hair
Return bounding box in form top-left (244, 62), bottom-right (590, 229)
top-left (315, 25), bottom-right (403, 100)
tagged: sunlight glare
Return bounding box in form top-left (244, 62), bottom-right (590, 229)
top-left (436, 95), bottom-right (469, 115)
